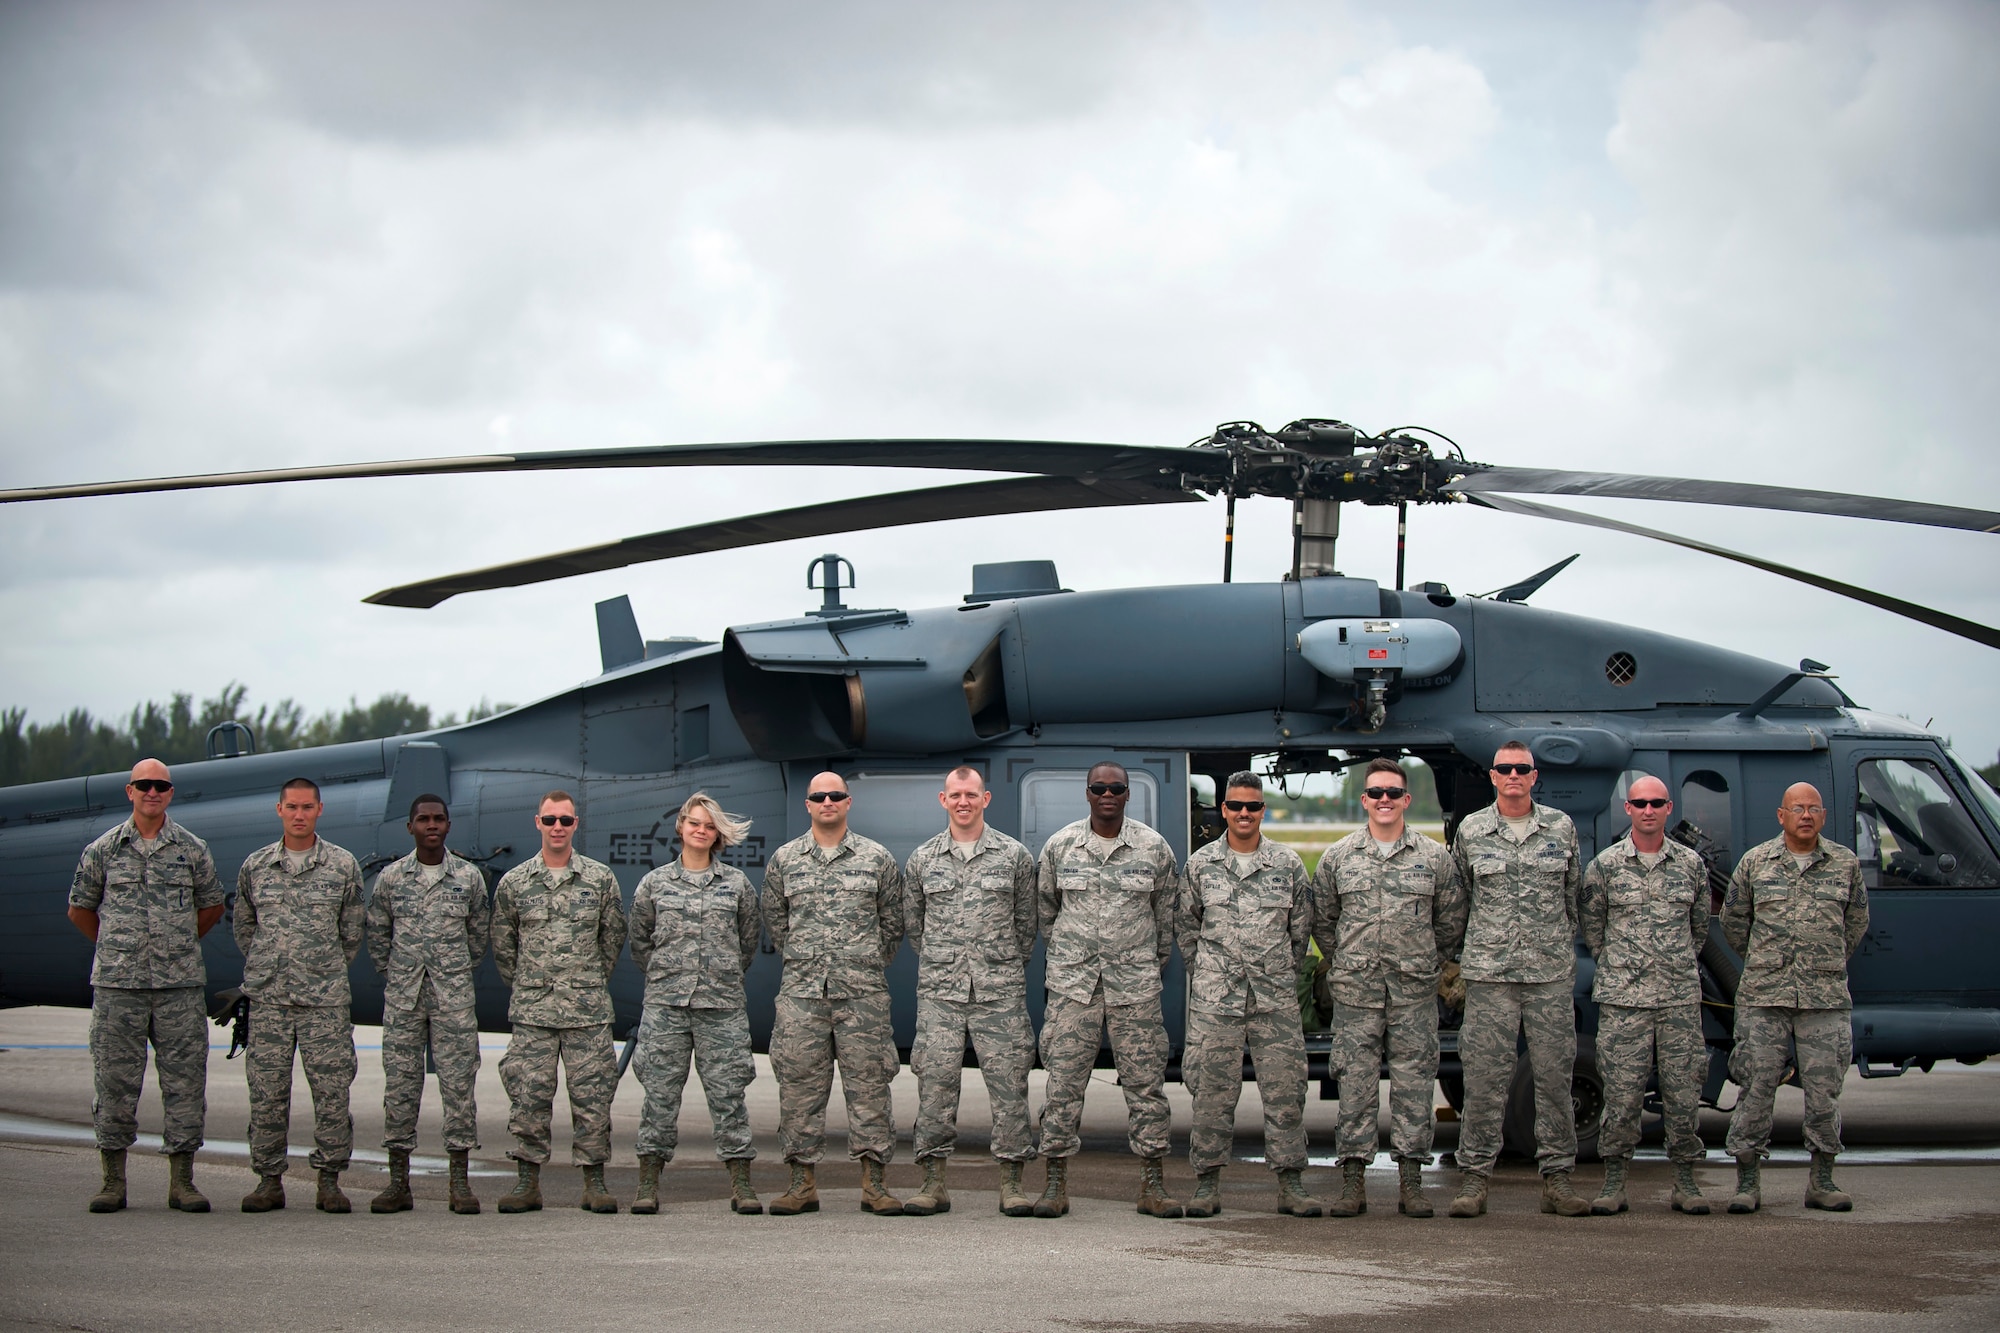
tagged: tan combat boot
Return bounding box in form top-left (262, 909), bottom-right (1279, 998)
top-left (903, 1156), bottom-right (950, 1216)
top-left (1329, 1159), bottom-right (1367, 1217)
top-left (1671, 1160), bottom-right (1709, 1215)
top-left (727, 1159), bottom-right (762, 1214)
top-left (769, 1161), bottom-right (819, 1215)
top-left (860, 1158), bottom-right (905, 1215)
top-left (580, 1164), bottom-right (618, 1213)
top-left (1277, 1168), bottom-right (1322, 1218)
top-left (1540, 1169), bottom-right (1589, 1217)
top-left (1804, 1151), bottom-right (1853, 1212)
top-left (447, 1149), bottom-right (480, 1215)
top-left (997, 1161), bottom-right (1035, 1217)
top-left (1397, 1157), bottom-right (1433, 1218)
top-left (1591, 1156), bottom-right (1629, 1215)
top-left (316, 1168), bottom-right (352, 1214)
top-left (497, 1160), bottom-right (542, 1213)
top-left (1136, 1158), bottom-right (1183, 1218)
top-left (1447, 1170), bottom-right (1487, 1218)
top-left (167, 1151), bottom-right (209, 1213)
top-left (89, 1148), bottom-right (126, 1214)
top-left (1185, 1167), bottom-right (1223, 1218)
top-left (371, 1149), bottom-right (414, 1214)
top-left (1033, 1157), bottom-right (1069, 1218)
top-left (241, 1173), bottom-right (286, 1212)
top-left (1726, 1154), bottom-right (1761, 1215)
top-left (631, 1154), bottom-right (664, 1215)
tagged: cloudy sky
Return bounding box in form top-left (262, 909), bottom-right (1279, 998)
top-left (3, 0), bottom-right (1996, 763)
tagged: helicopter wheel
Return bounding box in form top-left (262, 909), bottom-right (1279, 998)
top-left (1501, 1032), bottom-right (1604, 1164)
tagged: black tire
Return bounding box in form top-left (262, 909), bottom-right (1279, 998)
top-left (1438, 1070), bottom-right (1466, 1112)
top-left (1501, 1033), bottom-right (1604, 1163)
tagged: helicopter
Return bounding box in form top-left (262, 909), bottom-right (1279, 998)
top-left (3, 417), bottom-right (1997, 1158)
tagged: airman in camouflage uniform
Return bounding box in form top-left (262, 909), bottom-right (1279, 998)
top-left (235, 778), bottom-right (366, 1214)
top-left (628, 792), bottom-right (763, 1216)
top-left (1721, 781), bottom-right (1869, 1213)
top-left (1178, 772), bottom-right (1318, 1219)
top-left (762, 772), bottom-right (906, 1216)
top-left (902, 766), bottom-right (1040, 1217)
top-left (1449, 743), bottom-right (1589, 1218)
top-left (1312, 757), bottom-right (1469, 1218)
top-left (492, 791), bottom-right (628, 1214)
top-left (1035, 761), bottom-right (1183, 1219)
top-left (67, 758), bottom-right (226, 1213)
top-left (364, 794), bottom-right (490, 1214)
top-left (1579, 774), bottom-right (1710, 1216)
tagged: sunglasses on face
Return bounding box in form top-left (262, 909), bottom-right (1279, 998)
top-left (1627, 798), bottom-right (1670, 810)
top-left (1223, 800), bottom-right (1265, 813)
top-left (538, 814), bottom-right (577, 827)
top-left (1363, 787), bottom-right (1408, 801)
top-left (1087, 783), bottom-right (1129, 796)
top-left (806, 791), bottom-right (851, 804)
top-left (1491, 764), bottom-right (1535, 777)
top-left (129, 779), bottom-right (173, 794)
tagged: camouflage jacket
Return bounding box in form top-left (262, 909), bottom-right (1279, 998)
top-left (1176, 836), bottom-right (1312, 1017)
top-left (761, 829), bottom-right (904, 1000)
top-left (1579, 835), bottom-right (1708, 1007)
top-left (1037, 817), bottom-right (1177, 1006)
top-left (365, 851), bottom-right (491, 1013)
top-left (1723, 835), bottom-right (1869, 1010)
top-left (492, 852), bottom-right (627, 1027)
top-left (1312, 826), bottom-right (1469, 1006)
top-left (905, 825), bottom-right (1038, 1003)
top-left (235, 838), bottom-right (366, 1008)
top-left (69, 816), bottom-right (224, 990)
top-left (1452, 803), bottom-right (1581, 985)
top-left (629, 859), bottom-right (759, 1009)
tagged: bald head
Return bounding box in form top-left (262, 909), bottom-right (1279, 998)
top-left (1624, 773), bottom-right (1672, 850)
top-left (124, 756), bottom-right (173, 832)
top-left (1778, 782), bottom-right (1827, 852)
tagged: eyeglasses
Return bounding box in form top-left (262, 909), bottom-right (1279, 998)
top-left (1363, 787), bottom-right (1408, 801)
top-left (1782, 804), bottom-right (1826, 817)
top-left (1491, 763), bottom-right (1535, 776)
top-left (129, 779), bottom-right (173, 794)
top-left (1087, 783), bottom-right (1129, 797)
top-left (1223, 800), bottom-right (1265, 812)
top-left (538, 814), bottom-right (577, 827)
top-left (806, 791), bottom-right (851, 804)
top-left (1626, 798), bottom-right (1670, 810)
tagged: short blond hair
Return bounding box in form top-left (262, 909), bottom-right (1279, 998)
top-left (677, 791), bottom-right (752, 848)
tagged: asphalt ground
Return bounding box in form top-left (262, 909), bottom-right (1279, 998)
top-left (2, 1004), bottom-right (1997, 1331)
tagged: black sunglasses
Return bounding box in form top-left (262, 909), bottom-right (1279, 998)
top-left (1627, 798), bottom-right (1670, 809)
top-left (1087, 782), bottom-right (1129, 796)
top-left (538, 814), bottom-right (577, 826)
top-left (805, 791), bottom-right (851, 804)
top-left (129, 779), bottom-right (174, 794)
top-left (1223, 800), bottom-right (1265, 812)
top-left (1491, 763), bottom-right (1535, 776)
top-left (1363, 786), bottom-right (1408, 800)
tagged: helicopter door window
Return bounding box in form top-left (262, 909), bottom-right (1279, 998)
top-left (1020, 769), bottom-right (1159, 858)
top-left (1855, 758), bottom-right (2000, 890)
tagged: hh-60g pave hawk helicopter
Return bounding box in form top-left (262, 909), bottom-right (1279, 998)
top-left (4, 418), bottom-right (1999, 1159)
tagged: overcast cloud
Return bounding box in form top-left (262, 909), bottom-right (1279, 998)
top-left (2, 0), bottom-right (1996, 763)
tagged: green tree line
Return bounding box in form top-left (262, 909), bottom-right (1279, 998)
top-left (0, 685), bottom-right (510, 787)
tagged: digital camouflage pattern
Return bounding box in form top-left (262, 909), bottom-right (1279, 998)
top-left (905, 825), bottom-right (1039, 1162)
top-left (365, 850), bottom-right (491, 1012)
top-left (633, 1002), bottom-right (756, 1161)
top-left (246, 1001), bottom-right (357, 1175)
top-left (1722, 836), bottom-right (1870, 1010)
top-left (381, 989), bottom-right (481, 1153)
top-left (769, 991), bottom-right (899, 1164)
top-left (1455, 978), bottom-right (1577, 1176)
top-left (628, 860), bottom-right (760, 1008)
top-left (1038, 988), bottom-right (1171, 1160)
top-left (1580, 835), bottom-right (1708, 1007)
top-left (1727, 1004), bottom-right (1852, 1158)
top-left (1037, 818), bottom-right (1177, 1006)
top-left (1183, 1006), bottom-right (1306, 1174)
top-left (70, 816), bottom-right (224, 990)
top-left (492, 852), bottom-right (628, 1027)
top-left (1597, 1001), bottom-right (1705, 1162)
top-left (500, 1022), bottom-right (618, 1165)
top-left (89, 986), bottom-right (208, 1154)
top-left (1452, 803), bottom-right (1581, 984)
top-left (234, 838), bottom-right (366, 1007)
top-left (1326, 996), bottom-right (1438, 1161)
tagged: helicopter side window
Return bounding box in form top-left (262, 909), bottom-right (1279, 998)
top-left (1675, 770), bottom-right (1734, 909)
top-left (1855, 758), bottom-right (2000, 890)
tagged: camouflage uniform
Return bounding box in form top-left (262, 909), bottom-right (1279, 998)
top-left (1721, 837), bottom-right (1869, 1158)
top-left (1451, 803), bottom-right (1582, 1177)
top-left (1312, 827), bottom-right (1469, 1163)
top-left (70, 817), bottom-right (224, 1156)
top-left (1035, 818), bottom-right (1178, 1161)
top-left (1177, 836), bottom-right (1314, 1174)
top-left (762, 829), bottom-right (904, 1165)
top-left (1579, 835), bottom-right (1709, 1163)
top-left (628, 859), bottom-right (761, 1162)
top-left (235, 838), bottom-right (366, 1177)
top-left (904, 826), bottom-right (1039, 1163)
top-left (492, 852), bottom-right (627, 1166)
top-left (365, 851), bottom-right (491, 1154)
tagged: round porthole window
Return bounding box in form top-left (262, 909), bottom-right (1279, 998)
top-left (1605, 652), bottom-right (1637, 687)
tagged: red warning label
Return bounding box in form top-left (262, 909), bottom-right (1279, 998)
top-left (1368, 648), bottom-right (1388, 660)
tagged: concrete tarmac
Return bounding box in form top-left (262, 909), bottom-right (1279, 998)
top-left (2, 1005), bottom-right (1997, 1331)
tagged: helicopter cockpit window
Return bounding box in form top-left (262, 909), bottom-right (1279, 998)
top-left (1855, 758), bottom-right (2000, 890)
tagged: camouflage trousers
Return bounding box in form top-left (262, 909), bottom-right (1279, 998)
top-left (770, 990), bottom-right (898, 1165)
top-left (246, 1001), bottom-right (356, 1177)
top-left (633, 1002), bottom-right (756, 1161)
top-left (381, 987), bottom-right (480, 1154)
top-left (1457, 978), bottom-right (1576, 1176)
top-left (1184, 1005), bottom-right (1307, 1174)
top-left (1037, 985), bottom-right (1171, 1161)
top-left (1726, 1005), bottom-right (1851, 1159)
top-left (90, 986), bottom-right (207, 1155)
top-left (499, 1022), bottom-right (617, 1166)
top-left (1329, 995), bottom-right (1440, 1163)
top-left (1597, 1001), bottom-right (1705, 1163)
top-left (911, 993), bottom-right (1036, 1163)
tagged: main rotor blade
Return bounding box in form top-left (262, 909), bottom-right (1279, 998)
top-left (1457, 466), bottom-right (2000, 534)
top-left (365, 474), bottom-right (1202, 609)
top-left (0, 439), bottom-right (1215, 505)
top-left (1469, 492), bottom-right (2000, 650)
